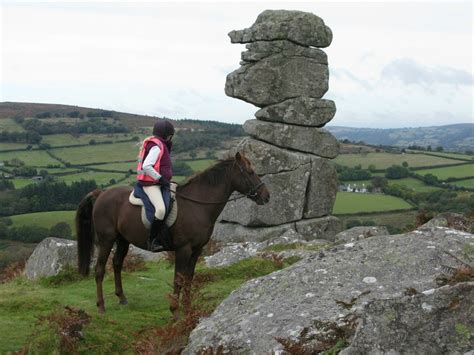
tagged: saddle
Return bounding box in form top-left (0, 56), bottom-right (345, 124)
top-left (129, 183), bottom-right (178, 229)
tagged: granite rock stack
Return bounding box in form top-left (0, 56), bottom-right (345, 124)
top-left (215, 10), bottom-right (342, 242)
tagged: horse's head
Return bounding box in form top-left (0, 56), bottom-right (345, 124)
top-left (231, 152), bottom-right (270, 205)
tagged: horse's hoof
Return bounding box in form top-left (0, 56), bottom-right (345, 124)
top-left (119, 300), bottom-right (128, 305)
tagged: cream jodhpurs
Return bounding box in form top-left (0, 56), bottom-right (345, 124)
top-left (143, 185), bottom-right (166, 220)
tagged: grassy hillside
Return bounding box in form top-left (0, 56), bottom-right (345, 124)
top-left (333, 192), bottom-right (414, 215)
top-left (0, 257), bottom-right (298, 353)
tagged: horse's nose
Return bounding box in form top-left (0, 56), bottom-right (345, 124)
top-left (261, 187), bottom-right (270, 204)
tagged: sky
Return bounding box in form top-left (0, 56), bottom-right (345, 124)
top-left (1, 0), bottom-right (473, 128)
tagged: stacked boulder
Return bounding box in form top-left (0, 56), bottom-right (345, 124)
top-left (214, 10), bottom-right (342, 243)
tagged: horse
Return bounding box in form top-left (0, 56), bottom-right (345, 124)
top-left (76, 152), bottom-right (270, 318)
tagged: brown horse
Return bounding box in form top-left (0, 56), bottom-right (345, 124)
top-left (76, 152), bottom-right (270, 318)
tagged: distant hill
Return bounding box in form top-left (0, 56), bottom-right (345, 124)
top-left (0, 102), bottom-right (242, 132)
top-left (326, 124), bottom-right (474, 152)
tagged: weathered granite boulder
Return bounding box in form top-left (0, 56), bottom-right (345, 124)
top-left (421, 212), bottom-right (472, 232)
top-left (184, 227), bottom-right (474, 353)
top-left (231, 138), bottom-right (310, 175)
top-left (335, 226), bottom-right (390, 244)
top-left (295, 216), bottom-right (343, 241)
top-left (243, 120), bottom-right (339, 158)
top-left (241, 40), bottom-right (327, 63)
top-left (25, 237), bottom-right (77, 280)
top-left (205, 229), bottom-right (322, 267)
top-left (225, 56), bottom-right (328, 107)
top-left (128, 245), bottom-right (165, 262)
top-left (229, 9), bottom-right (333, 48)
top-left (212, 222), bottom-right (295, 244)
top-left (220, 164), bottom-right (311, 226)
top-left (303, 157), bottom-right (338, 218)
top-left (255, 97), bottom-right (336, 127)
top-left (341, 282), bottom-right (474, 355)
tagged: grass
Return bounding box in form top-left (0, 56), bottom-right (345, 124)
top-left (0, 257), bottom-right (296, 352)
top-left (338, 210), bottom-right (418, 233)
top-left (10, 211), bottom-right (76, 230)
top-left (333, 192), bottom-right (413, 215)
top-left (42, 134), bottom-right (133, 147)
top-left (0, 142), bottom-right (29, 151)
top-left (55, 171), bottom-right (127, 186)
top-left (408, 150), bottom-right (474, 161)
top-left (51, 142), bottom-right (139, 165)
top-left (334, 152), bottom-right (461, 169)
top-left (388, 177), bottom-right (441, 192)
top-left (0, 118), bottom-right (25, 132)
top-left (184, 159), bottom-right (215, 172)
top-left (86, 161), bottom-right (136, 172)
top-left (451, 179), bottom-right (474, 189)
top-left (416, 164), bottom-right (474, 180)
top-left (0, 150), bottom-right (60, 167)
top-left (11, 178), bottom-right (36, 189)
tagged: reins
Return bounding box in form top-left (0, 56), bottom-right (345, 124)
top-left (169, 159), bottom-right (264, 205)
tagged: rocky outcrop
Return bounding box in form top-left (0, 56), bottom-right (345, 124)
top-left (243, 120), bottom-right (339, 158)
top-left (215, 9), bottom-right (340, 247)
top-left (185, 227), bottom-right (474, 353)
top-left (335, 226), bottom-right (389, 244)
top-left (228, 10), bottom-right (333, 48)
top-left (25, 237), bottom-right (77, 280)
top-left (213, 216), bottom-right (342, 244)
top-left (341, 282), bottom-right (473, 355)
top-left (25, 238), bottom-right (162, 280)
top-left (255, 97), bottom-right (336, 127)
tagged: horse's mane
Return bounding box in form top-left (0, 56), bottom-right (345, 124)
top-left (178, 157), bottom-right (235, 189)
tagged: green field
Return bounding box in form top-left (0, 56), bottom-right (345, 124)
top-left (11, 178), bottom-right (36, 189)
top-left (334, 152), bottom-right (460, 169)
top-left (42, 133), bottom-right (133, 147)
top-left (0, 150), bottom-right (59, 167)
top-left (338, 210), bottom-right (418, 232)
top-left (0, 257), bottom-right (296, 352)
top-left (388, 178), bottom-right (441, 192)
top-left (451, 178), bottom-right (474, 189)
top-left (51, 142), bottom-right (138, 165)
top-left (184, 159), bottom-right (215, 172)
top-left (408, 151), bottom-right (474, 161)
top-left (0, 118), bottom-right (25, 132)
top-left (10, 210), bottom-right (76, 229)
top-left (87, 161), bottom-right (136, 172)
top-left (416, 164), bottom-right (474, 180)
top-left (0, 142), bottom-right (29, 151)
top-left (333, 192), bottom-right (413, 215)
top-left (56, 171), bottom-right (126, 186)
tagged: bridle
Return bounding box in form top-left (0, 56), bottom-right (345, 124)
top-left (172, 160), bottom-right (265, 205)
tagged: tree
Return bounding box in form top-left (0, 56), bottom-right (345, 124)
top-left (385, 165), bottom-right (410, 179)
top-left (368, 164), bottom-right (377, 172)
top-left (189, 151), bottom-right (197, 159)
top-left (436, 146), bottom-right (444, 152)
top-left (50, 222), bottom-right (72, 239)
top-left (402, 161), bottom-right (409, 168)
top-left (371, 176), bottom-right (388, 189)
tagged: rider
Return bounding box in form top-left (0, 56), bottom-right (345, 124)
top-left (136, 120), bottom-right (175, 252)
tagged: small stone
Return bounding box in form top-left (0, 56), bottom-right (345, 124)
top-left (363, 277), bottom-right (377, 284)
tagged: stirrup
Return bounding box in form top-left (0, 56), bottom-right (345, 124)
top-left (148, 238), bottom-right (165, 253)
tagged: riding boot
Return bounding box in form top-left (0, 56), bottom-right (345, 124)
top-left (148, 219), bottom-right (166, 252)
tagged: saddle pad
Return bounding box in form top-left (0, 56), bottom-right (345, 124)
top-left (129, 183), bottom-right (178, 229)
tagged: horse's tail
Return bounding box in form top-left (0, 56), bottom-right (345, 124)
top-left (76, 189), bottom-right (102, 276)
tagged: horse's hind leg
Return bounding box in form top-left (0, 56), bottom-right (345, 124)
top-left (95, 236), bottom-right (114, 314)
top-left (113, 236), bottom-right (130, 305)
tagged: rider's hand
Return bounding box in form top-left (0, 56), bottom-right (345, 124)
top-left (159, 176), bottom-right (170, 187)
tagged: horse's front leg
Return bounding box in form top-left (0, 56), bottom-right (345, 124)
top-left (182, 247), bottom-right (202, 314)
top-left (170, 244), bottom-right (192, 321)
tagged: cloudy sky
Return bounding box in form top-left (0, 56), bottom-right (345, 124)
top-left (1, 1), bottom-right (472, 128)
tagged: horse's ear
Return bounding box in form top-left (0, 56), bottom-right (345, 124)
top-left (235, 152), bottom-right (242, 161)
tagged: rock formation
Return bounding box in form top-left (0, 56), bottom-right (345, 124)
top-left (214, 9), bottom-right (342, 243)
top-left (185, 226), bottom-right (474, 354)
top-left (25, 237), bottom-right (163, 280)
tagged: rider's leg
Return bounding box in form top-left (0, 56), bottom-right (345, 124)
top-left (143, 185), bottom-right (167, 252)
top-left (143, 185), bottom-right (166, 220)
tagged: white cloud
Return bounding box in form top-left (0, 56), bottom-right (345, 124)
top-left (1, 1), bottom-right (473, 127)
